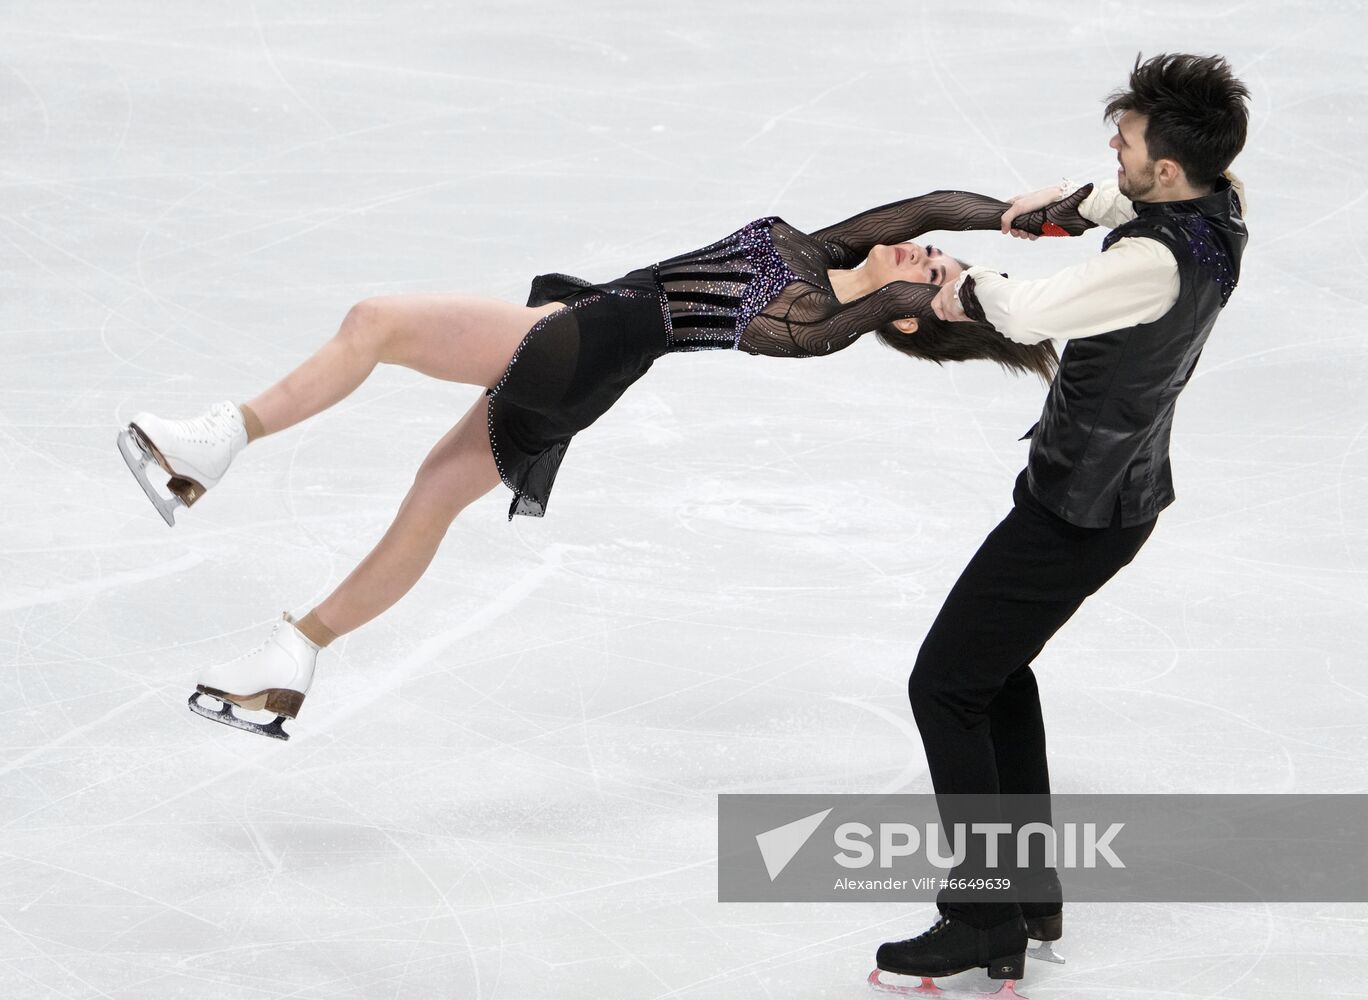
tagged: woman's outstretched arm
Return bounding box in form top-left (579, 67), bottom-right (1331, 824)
top-left (810, 191), bottom-right (1013, 269)
top-left (810, 186), bottom-right (1097, 269)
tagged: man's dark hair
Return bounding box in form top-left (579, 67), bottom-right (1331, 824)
top-left (1104, 52), bottom-right (1250, 188)
top-left (876, 315), bottom-right (1058, 383)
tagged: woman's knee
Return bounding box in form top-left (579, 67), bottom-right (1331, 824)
top-left (339, 297), bottom-right (395, 361)
top-left (410, 451), bottom-right (498, 521)
top-left (407, 466), bottom-right (475, 523)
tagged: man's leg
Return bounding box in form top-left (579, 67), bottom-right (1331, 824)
top-left (989, 660), bottom-right (1065, 927)
top-left (908, 476), bottom-right (1156, 927)
top-left (991, 660), bottom-right (1049, 797)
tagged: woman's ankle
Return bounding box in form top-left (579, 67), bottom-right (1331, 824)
top-left (296, 609), bottom-right (340, 648)
top-left (238, 402), bottom-right (266, 443)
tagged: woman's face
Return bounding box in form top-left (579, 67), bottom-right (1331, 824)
top-left (862, 241), bottom-right (963, 290)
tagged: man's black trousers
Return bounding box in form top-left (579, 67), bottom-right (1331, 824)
top-left (909, 471), bottom-right (1157, 928)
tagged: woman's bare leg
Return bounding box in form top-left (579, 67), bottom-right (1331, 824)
top-left (244, 295), bottom-right (562, 437)
top-left (310, 393), bottom-right (504, 636)
top-left (245, 294), bottom-right (567, 636)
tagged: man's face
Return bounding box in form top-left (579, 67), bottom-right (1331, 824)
top-left (1110, 111), bottom-right (1157, 200)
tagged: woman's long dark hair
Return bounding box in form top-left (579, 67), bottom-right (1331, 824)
top-left (876, 313), bottom-right (1058, 383)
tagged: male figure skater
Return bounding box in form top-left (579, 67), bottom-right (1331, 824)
top-left (873, 52), bottom-right (1251, 984)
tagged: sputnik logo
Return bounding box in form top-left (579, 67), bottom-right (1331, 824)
top-left (755, 808), bottom-right (833, 881)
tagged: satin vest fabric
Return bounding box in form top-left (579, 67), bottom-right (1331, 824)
top-left (1024, 179), bottom-right (1248, 528)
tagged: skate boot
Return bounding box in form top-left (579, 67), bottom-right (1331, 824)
top-left (117, 400), bottom-right (248, 525)
top-left (870, 914), bottom-right (1028, 999)
top-left (1019, 872), bottom-right (1064, 965)
top-left (189, 612), bottom-right (319, 741)
top-left (935, 875), bottom-right (1064, 964)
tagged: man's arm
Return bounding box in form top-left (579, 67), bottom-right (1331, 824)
top-left (934, 237), bottom-right (1179, 344)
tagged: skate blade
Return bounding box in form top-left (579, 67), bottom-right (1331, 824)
top-left (117, 426), bottom-right (186, 527)
top-left (188, 691), bottom-right (290, 741)
top-left (197, 683), bottom-right (304, 718)
top-left (1026, 941), bottom-right (1065, 965)
top-left (868, 970), bottom-right (1028, 1000)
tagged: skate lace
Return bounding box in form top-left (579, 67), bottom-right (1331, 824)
top-left (180, 404), bottom-right (240, 445)
top-left (244, 619), bottom-right (284, 660)
top-left (900, 916), bottom-right (951, 947)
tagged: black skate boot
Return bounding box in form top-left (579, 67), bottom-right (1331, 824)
top-left (1018, 871), bottom-right (1064, 964)
top-left (935, 874), bottom-right (1063, 943)
top-left (875, 913), bottom-right (1027, 981)
top-left (1020, 903), bottom-right (1061, 943)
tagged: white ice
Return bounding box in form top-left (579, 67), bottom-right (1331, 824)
top-left (2, 1), bottom-right (1366, 997)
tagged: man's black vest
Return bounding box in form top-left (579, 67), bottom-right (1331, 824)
top-left (1024, 178), bottom-right (1248, 528)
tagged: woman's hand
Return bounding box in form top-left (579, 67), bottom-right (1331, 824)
top-left (1001, 184), bottom-right (1069, 238)
top-left (1002, 183), bottom-right (1097, 239)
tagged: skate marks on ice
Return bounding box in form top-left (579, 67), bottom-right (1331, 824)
top-left (832, 696), bottom-right (935, 794)
top-left (291, 542), bottom-right (586, 736)
top-left (0, 550), bottom-right (203, 614)
top-left (868, 968), bottom-right (1027, 999)
top-left (117, 541), bottom-right (589, 885)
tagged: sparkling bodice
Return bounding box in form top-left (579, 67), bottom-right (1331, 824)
top-left (652, 215), bottom-right (938, 359)
top-left (651, 217), bottom-right (802, 352)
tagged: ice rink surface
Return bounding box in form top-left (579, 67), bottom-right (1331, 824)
top-left (3, 1), bottom-right (1366, 996)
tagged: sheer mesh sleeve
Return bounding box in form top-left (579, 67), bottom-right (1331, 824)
top-left (738, 280), bottom-right (942, 357)
top-left (810, 190), bottom-right (1014, 269)
top-left (810, 186), bottom-right (1099, 269)
top-left (1010, 183), bottom-right (1097, 237)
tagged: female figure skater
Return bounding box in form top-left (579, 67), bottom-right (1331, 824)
top-left (117, 185), bottom-right (1091, 739)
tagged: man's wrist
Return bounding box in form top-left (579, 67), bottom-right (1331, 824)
top-left (957, 275), bottom-right (989, 324)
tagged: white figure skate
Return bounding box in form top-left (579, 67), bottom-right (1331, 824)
top-left (117, 400), bottom-right (247, 525)
top-left (189, 612), bottom-right (319, 741)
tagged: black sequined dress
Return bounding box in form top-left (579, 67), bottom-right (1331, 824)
top-left (486, 189), bottom-right (1081, 518)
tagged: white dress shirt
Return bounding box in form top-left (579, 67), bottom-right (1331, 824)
top-left (958, 174), bottom-right (1245, 346)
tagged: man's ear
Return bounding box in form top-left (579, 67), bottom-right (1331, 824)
top-left (1156, 158), bottom-right (1185, 188)
top-left (892, 318), bottom-right (919, 335)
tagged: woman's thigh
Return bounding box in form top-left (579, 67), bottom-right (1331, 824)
top-left (374, 294), bottom-right (563, 388)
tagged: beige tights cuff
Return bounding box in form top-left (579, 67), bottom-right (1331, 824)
top-left (238, 402), bottom-right (266, 443)
top-left (296, 609), bottom-right (339, 648)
